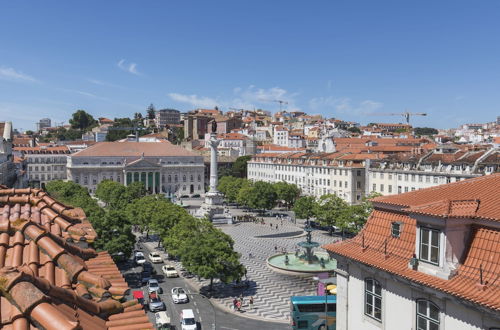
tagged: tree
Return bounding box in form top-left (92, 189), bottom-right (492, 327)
top-left (95, 180), bottom-right (127, 209)
top-left (147, 104), bottom-right (156, 119)
top-left (245, 181), bottom-right (277, 211)
top-left (414, 127), bottom-right (438, 136)
top-left (314, 194), bottom-right (349, 228)
top-left (69, 110), bottom-right (97, 131)
top-left (106, 117), bottom-right (135, 141)
top-left (347, 126), bottom-right (361, 134)
top-left (236, 180), bottom-right (253, 207)
top-left (124, 181), bottom-right (147, 201)
top-left (218, 176), bottom-right (247, 203)
top-left (231, 155), bottom-right (252, 178)
top-left (274, 182), bottom-right (300, 209)
top-left (133, 112), bottom-right (143, 124)
top-left (25, 130), bottom-right (34, 135)
top-left (175, 220), bottom-right (244, 292)
top-left (293, 196), bottom-right (317, 222)
top-left (344, 192), bottom-right (382, 233)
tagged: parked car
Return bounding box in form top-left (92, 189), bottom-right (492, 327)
top-left (181, 271), bottom-right (194, 279)
top-left (162, 265), bottom-right (179, 278)
top-left (132, 290), bottom-right (146, 309)
top-left (149, 251), bottom-right (163, 263)
top-left (141, 270), bottom-right (152, 285)
top-left (155, 311), bottom-right (171, 329)
top-left (171, 287), bottom-right (189, 304)
top-left (148, 292), bottom-right (166, 312)
top-left (134, 251), bottom-right (146, 265)
top-left (147, 279), bottom-right (162, 294)
top-left (142, 262), bottom-right (156, 275)
top-left (180, 309), bottom-right (197, 330)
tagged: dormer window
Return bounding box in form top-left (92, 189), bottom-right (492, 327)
top-left (391, 222), bottom-right (402, 238)
top-left (419, 227), bottom-right (440, 265)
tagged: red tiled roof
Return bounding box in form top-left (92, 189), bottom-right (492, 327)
top-left (373, 174), bottom-right (500, 221)
top-left (72, 140), bottom-right (198, 158)
top-left (324, 174), bottom-right (500, 312)
top-left (0, 187), bottom-right (153, 329)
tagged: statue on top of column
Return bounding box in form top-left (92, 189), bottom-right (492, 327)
top-left (211, 120), bottom-right (217, 134)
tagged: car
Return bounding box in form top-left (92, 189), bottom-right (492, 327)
top-left (180, 309), bottom-right (197, 330)
top-left (162, 265), bottom-right (179, 278)
top-left (134, 251), bottom-right (146, 265)
top-left (171, 287), bottom-right (189, 304)
top-left (141, 270), bottom-right (152, 285)
top-left (142, 262), bottom-right (156, 275)
top-left (149, 251), bottom-right (163, 263)
top-left (148, 292), bottom-right (166, 312)
top-left (132, 290), bottom-right (146, 309)
top-left (147, 279), bottom-right (162, 294)
top-left (181, 271), bottom-right (194, 279)
top-left (155, 311), bottom-right (171, 329)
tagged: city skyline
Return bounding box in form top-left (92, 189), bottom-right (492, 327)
top-left (1, 1), bottom-right (500, 131)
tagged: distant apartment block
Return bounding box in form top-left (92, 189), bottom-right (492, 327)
top-left (36, 118), bottom-right (51, 131)
top-left (155, 108), bottom-right (181, 128)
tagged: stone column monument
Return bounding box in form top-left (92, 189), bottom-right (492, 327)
top-left (204, 121), bottom-right (223, 206)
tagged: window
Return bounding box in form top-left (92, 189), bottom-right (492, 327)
top-left (416, 300), bottom-right (440, 330)
top-left (357, 170), bottom-right (361, 176)
top-left (365, 278), bottom-right (382, 321)
top-left (198, 174), bottom-right (201, 181)
top-left (380, 173), bottom-right (384, 179)
top-left (168, 175), bottom-right (171, 183)
top-left (404, 187), bottom-right (409, 192)
top-left (357, 181), bottom-right (361, 189)
top-left (183, 175), bottom-right (186, 182)
top-left (420, 227), bottom-right (440, 265)
top-left (426, 176), bottom-right (430, 183)
top-left (380, 184), bottom-right (384, 192)
top-left (433, 177), bottom-right (438, 184)
top-left (391, 222), bottom-right (401, 237)
top-left (388, 174), bottom-right (392, 180)
top-left (388, 184), bottom-right (392, 193)
top-left (373, 184), bottom-right (376, 191)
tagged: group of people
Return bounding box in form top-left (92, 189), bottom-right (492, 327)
top-left (233, 295), bottom-right (254, 312)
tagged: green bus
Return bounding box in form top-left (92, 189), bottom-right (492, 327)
top-left (290, 295), bottom-right (336, 330)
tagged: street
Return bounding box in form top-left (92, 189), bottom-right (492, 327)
top-left (121, 238), bottom-right (289, 330)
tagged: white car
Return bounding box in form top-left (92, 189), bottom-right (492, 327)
top-left (180, 309), bottom-right (197, 330)
top-left (149, 252), bottom-right (163, 263)
top-left (162, 265), bottom-right (179, 278)
top-left (134, 251), bottom-right (146, 265)
top-left (171, 287), bottom-right (189, 304)
top-left (147, 279), bottom-right (162, 294)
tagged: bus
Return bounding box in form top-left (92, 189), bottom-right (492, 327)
top-left (290, 295), bottom-right (336, 330)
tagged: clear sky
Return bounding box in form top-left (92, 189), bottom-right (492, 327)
top-left (1, 1), bottom-right (499, 131)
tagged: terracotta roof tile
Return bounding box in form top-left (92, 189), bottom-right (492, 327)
top-left (72, 140), bottom-right (198, 158)
top-left (0, 188), bottom-right (153, 329)
top-left (324, 174), bottom-right (500, 312)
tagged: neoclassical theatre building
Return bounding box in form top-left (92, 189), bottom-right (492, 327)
top-left (67, 139), bottom-right (205, 196)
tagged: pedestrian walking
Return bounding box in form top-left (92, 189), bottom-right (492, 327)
top-left (239, 294), bottom-right (244, 306)
top-left (236, 300), bottom-right (242, 311)
top-left (233, 297), bottom-right (238, 311)
top-left (270, 223), bottom-right (273, 229)
top-left (249, 296), bottom-right (254, 310)
top-left (274, 245), bottom-right (278, 253)
top-left (275, 224), bottom-right (278, 230)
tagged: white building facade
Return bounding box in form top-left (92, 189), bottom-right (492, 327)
top-left (67, 140), bottom-right (205, 196)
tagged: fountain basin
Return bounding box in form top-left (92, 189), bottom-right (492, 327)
top-left (267, 252), bottom-right (336, 274)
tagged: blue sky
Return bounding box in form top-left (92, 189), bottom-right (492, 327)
top-left (1, 1), bottom-right (499, 131)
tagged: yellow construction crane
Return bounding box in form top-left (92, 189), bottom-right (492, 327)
top-left (369, 111), bottom-right (427, 125)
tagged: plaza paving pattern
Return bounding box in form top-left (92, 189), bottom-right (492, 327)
top-left (163, 216), bottom-right (341, 322)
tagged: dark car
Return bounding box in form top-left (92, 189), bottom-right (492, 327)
top-left (142, 262), bottom-right (156, 274)
top-left (141, 270), bottom-right (152, 285)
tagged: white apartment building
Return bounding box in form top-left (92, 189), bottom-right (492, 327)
top-left (13, 145), bottom-right (70, 188)
top-left (324, 175), bottom-right (500, 330)
top-left (273, 126), bottom-right (289, 146)
top-left (67, 139), bottom-right (204, 196)
top-left (155, 109), bottom-right (181, 128)
top-left (368, 147), bottom-right (499, 195)
top-left (248, 152), bottom-right (381, 204)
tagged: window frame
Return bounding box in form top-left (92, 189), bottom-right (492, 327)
top-left (364, 278), bottom-right (382, 322)
top-left (416, 299), bottom-right (440, 330)
top-left (419, 227), bottom-right (440, 265)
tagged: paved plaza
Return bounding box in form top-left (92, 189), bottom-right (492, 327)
top-left (165, 205), bottom-right (341, 322)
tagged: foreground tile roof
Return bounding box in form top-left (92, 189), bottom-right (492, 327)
top-left (0, 187), bottom-right (153, 330)
top-left (323, 173), bottom-right (500, 312)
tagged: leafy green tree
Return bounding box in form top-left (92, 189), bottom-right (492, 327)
top-left (218, 176), bottom-right (247, 203)
top-left (347, 126), bottom-right (361, 134)
top-left (171, 126), bottom-right (184, 144)
top-left (163, 216), bottom-right (200, 258)
top-left (293, 196), bottom-right (317, 222)
top-left (414, 127), bottom-right (438, 136)
top-left (147, 104), bottom-right (156, 119)
top-left (231, 155), bottom-right (252, 178)
top-left (95, 180), bottom-right (127, 209)
top-left (314, 194), bottom-right (349, 228)
top-left (124, 181), bottom-right (147, 200)
top-left (69, 110), bottom-right (97, 131)
top-left (236, 179), bottom-right (253, 207)
top-left (133, 112), bottom-right (143, 124)
top-left (274, 182), bottom-right (300, 209)
top-left (25, 130), bottom-right (34, 135)
top-left (178, 220), bottom-right (245, 291)
top-left (106, 117), bottom-right (135, 141)
top-left (245, 181), bottom-right (277, 211)
top-left (343, 192), bottom-right (382, 233)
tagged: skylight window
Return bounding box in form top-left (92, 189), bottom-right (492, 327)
top-left (391, 222), bottom-right (402, 238)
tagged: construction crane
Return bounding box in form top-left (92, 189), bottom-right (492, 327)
top-left (369, 111), bottom-right (427, 125)
top-left (260, 99), bottom-right (289, 112)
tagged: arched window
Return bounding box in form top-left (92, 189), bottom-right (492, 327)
top-left (365, 278), bottom-right (382, 321)
top-left (183, 175), bottom-right (186, 182)
top-left (190, 175), bottom-right (194, 182)
top-left (416, 299), bottom-right (440, 330)
top-left (198, 174), bottom-right (201, 181)
top-left (168, 175), bottom-right (171, 183)
top-left (174, 175), bottom-right (178, 183)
